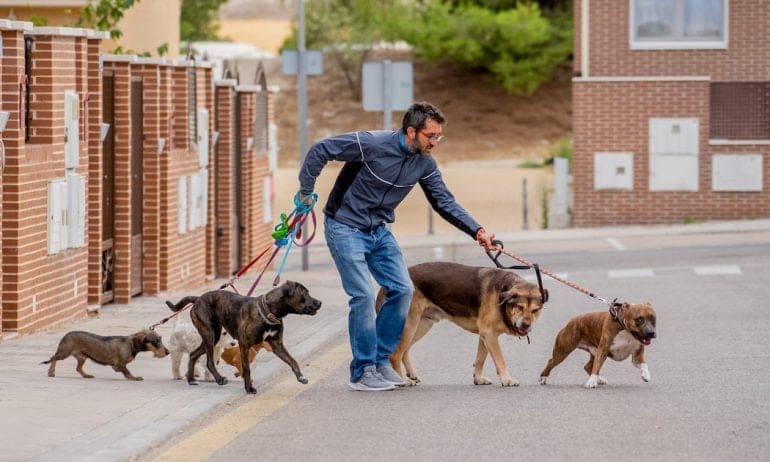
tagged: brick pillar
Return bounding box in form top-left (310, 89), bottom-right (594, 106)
top-left (200, 66), bottom-right (216, 278)
top-left (86, 35), bottom-right (104, 306)
top-left (134, 61), bottom-right (162, 294)
top-left (214, 81), bottom-right (236, 277)
top-left (103, 58), bottom-right (134, 303)
top-left (158, 64), bottom-right (173, 291)
top-left (0, 21), bottom-right (31, 334)
top-left (237, 88), bottom-right (257, 262)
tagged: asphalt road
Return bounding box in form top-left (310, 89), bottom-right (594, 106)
top-left (141, 229), bottom-right (770, 461)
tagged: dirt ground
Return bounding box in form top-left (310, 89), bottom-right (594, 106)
top-left (266, 51), bottom-right (573, 167)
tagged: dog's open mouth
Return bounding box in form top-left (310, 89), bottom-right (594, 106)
top-left (632, 332), bottom-right (653, 346)
top-left (514, 326), bottom-right (530, 336)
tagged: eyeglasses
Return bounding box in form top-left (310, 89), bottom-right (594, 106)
top-left (419, 130), bottom-right (444, 143)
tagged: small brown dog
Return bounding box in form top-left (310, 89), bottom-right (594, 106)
top-left (220, 342), bottom-right (273, 377)
top-left (41, 330), bottom-right (169, 381)
top-left (539, 302), bottom-right (656, 388)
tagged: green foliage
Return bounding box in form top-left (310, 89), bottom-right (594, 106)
top-left (180, 0), bottom-right (228, 42)
top-left (396, 1), bottom-right (572, 94)
top-left (29, 14), bottom-right (48, 27)
top-left (77, 0), bottom-right (139, 40)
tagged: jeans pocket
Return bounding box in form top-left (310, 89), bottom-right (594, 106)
top-left (325, 218), bottom-right (356, 241)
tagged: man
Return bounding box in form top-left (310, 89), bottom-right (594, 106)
top-left (298, 102), bottom-right (495, 391)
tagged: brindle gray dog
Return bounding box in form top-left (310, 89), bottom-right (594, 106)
top-left (166, 281), bottom-right (322, 394)
top-left (41, 330), bottom-right (169, 380)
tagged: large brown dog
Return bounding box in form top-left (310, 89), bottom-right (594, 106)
top-left (382, 262), bottom-right (547, 387)
top-left (538, 302), bottom-right (656, 388)
top-left (41, 330), bottom-right (169, 380)
top-left (165, 281), bottom-right (322, 394)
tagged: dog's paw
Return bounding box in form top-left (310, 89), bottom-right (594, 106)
top-left (246, 386), bottom-right (257, 394)
top-left (216, 376), bottom-right (228, 386)
top-left (405, 378), bottom-right (419, 386)
top-left (500, 377), bottom-right (520, 387)
top-left (297, 375), bottom-right (308, 384)
top-left (538, 376), bottom-right (548, 385)
top-left (584, 375), bottom-right (600, 389)
top-left (473, 375), bottom-right (493, 385)
top-left (597, 375), bottom-right (608, 385)
top-left (188, 379), bottom-right (199, 386)
top-left (640, 363), bottom-right (651, 382)
top-left (130, 376), bottom-right (144, 381)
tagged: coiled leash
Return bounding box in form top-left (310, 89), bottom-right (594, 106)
top-left (487, 239), bottom-right (618, 308)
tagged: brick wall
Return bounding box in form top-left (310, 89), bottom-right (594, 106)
top-left (0, 21), bottom-right (33, 335)
top-left (1, 27), bottom-right (102, 333)
top-left (1, 26), bottom-right (270, 335)
top-left (572, 0), bottom-right (770, 226)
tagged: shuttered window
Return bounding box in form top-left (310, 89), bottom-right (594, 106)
top-left (710, 82), bottom-right (770, 140)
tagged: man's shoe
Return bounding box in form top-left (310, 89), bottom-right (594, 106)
top-left (348, 365), bottom-right (395, 391)
top-left (376, 364), bottom-right (406, 386)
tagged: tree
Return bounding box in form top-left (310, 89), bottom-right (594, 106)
top-left (180, 0), bottom-right (228, 42)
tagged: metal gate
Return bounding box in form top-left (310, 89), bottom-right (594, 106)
top-left (130, 78), bottom-right (144, 296)
top-left (101, 74), bottom-right (115, 304)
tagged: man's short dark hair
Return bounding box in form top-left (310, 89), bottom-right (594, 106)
top-left (402, 101), bottom-right (446, 132)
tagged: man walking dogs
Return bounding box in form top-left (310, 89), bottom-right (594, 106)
top-left (298, 102), bottom-right (495, 391)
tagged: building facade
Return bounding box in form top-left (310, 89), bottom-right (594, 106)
top-left (572, 0), bottom-right (770, 226)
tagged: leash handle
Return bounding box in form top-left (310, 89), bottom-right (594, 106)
top-left (485, 240), bottom-right (531, 270)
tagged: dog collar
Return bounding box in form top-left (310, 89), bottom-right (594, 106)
top-left (257, 297), bottom-right (281, 325)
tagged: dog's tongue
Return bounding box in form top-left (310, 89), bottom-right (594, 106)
top-left (642, 338), bottom-right (652, 346)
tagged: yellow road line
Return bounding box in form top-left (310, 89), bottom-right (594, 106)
top-left (154, 341), bottom-right (348, 462)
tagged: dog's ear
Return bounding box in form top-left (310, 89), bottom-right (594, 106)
top-left (132, 331), bottom-right (148, 352)
top-left (541, 289), bottom-right (549, 304)
top-left (499, 289), bottom-right (518, 306)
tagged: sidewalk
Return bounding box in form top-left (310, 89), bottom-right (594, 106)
top-left (1, 218), bottom-right (769, 461)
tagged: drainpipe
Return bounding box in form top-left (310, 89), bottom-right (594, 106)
top-left (581, 0), bottom-right (590, 78)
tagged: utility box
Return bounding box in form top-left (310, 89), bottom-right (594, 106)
top-left (594, 152), bottom-right (633, 190)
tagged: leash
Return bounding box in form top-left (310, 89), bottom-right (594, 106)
top-left (149, 192), bottom-right (319, 330)
top-left (487, 240), bottom-right (617, 307)
top-left (486, 240), bottom-right (548, 304)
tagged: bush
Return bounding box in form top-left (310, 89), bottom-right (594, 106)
top-left (394, 1), bottom-right (572, 94)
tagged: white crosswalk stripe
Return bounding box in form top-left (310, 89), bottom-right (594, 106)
top-left (693, 265), bottom-right (742, 275)
top-left (608, 268), bottom-right (655, 278)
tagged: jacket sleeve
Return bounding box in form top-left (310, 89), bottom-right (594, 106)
top-left (298, 131), bottom-right (365, 194)
top-left (418, 159), bottom-right (482, 239)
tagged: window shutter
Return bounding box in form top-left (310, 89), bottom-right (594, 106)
top-left (178, 176), bottom-right (188, 234)
top-left (64, 91), bottom-right (80, 168)
top-left (197, 108), bottom-right (209, 167)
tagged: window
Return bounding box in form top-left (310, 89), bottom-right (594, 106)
top-left (710, 82), bottom-right (770, 140)
top-left (631, 0), bottom-right (727, 49)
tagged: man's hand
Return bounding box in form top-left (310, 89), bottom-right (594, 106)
top-left (298, 192), bottom-right (314, 206)
top-left (475, 228), bottom-right (495, 251)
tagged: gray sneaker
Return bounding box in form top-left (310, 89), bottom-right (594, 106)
top-left (349, 365), bottom-right (395, 391)
top-left (376, 364), bottom-right (406, 386)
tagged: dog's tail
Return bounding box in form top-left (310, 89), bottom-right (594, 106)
top-left (166, 296), bottom-right (198, 312)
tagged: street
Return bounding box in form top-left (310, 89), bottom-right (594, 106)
top-left (140, 227), bottom-right (770, 461)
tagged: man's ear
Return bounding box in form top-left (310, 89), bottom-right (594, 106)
top-left (406, 126), bottom-right (416, 138)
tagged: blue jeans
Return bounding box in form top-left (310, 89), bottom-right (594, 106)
top-left (324, 216), bottom-right (414, 382)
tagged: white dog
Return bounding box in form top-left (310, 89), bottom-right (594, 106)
top-left (168, 311), bottom-right (234, 380)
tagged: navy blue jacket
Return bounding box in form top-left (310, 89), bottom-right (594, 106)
top-left (299, 130), bottom-right (482, 238)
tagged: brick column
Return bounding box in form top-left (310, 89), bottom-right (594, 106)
top-left (214, 80), bottom-right (236, 277)
top-left (86, 33), bottom-right (106, 306)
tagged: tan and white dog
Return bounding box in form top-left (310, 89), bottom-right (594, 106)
top-left (538, 302), bottom-right (656, 388)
